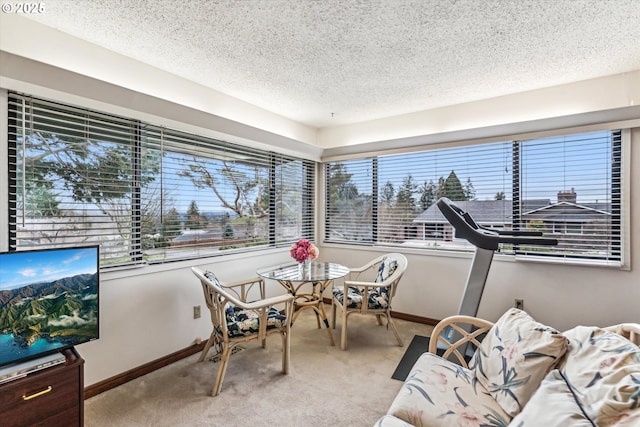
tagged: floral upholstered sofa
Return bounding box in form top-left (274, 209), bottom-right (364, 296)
top-left (377, 308), bottom-right (640, 427)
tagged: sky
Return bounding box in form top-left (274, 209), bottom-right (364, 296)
top-left (0, 247), bottom-right (98, 291)
top-left (364, 131), bottom-right (613, 204)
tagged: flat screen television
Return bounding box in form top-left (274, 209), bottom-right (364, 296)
top-left (0, 245), bottom-right (99, 368)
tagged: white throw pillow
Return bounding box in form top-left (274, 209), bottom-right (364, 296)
top-left (469, 308), bottom-right (568, 417)
top-left (510, 370), bottom-right (594, 426)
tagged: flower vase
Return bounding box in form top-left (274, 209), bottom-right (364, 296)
top-left (300, 259), bottom-right (311, 277)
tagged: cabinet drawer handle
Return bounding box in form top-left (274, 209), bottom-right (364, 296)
top-left (22, 386), bottom-right (53, 401)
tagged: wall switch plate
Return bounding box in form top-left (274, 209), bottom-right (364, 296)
top-left (193, 305), bottom-right (201, 319)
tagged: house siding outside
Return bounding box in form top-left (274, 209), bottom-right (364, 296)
top-left (412, 192), bottom-right (612, 255)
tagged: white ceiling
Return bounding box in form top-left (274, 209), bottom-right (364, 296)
top-left (22, 0), bottom-right (640, 128)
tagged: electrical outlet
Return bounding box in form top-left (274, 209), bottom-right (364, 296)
top-left (193, 305), bottom-right (201, 319)
top-left (514, 299), bottom-right (524, 310)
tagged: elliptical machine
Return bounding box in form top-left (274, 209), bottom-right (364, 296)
top-left (436, 197), bottom-right (558, 318)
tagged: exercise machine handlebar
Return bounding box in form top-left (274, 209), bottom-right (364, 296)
top-left (436, 197), bottom-right (558, 250)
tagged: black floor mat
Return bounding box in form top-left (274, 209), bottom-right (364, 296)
top-left (391, 335), bottom-right (430, 381)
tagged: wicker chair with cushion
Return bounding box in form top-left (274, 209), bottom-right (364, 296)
top-left (331, 253), bottom-right (408, 350)
top-left (192, 267), bottom-right (294, 396)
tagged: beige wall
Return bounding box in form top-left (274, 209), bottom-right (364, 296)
top-left (75, 251), bottom-right (295, 386)
top-left (0, 15), bottom-right (637, 387)
top-left (317, 72), bottom-right (640, 148)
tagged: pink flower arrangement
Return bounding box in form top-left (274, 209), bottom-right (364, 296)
top-left (290, 238), bottom-right (319, 263)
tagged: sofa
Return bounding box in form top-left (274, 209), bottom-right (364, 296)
top-left (377, 308), bottom-right (640, 426)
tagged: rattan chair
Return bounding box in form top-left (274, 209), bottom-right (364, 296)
top-left (604, 323), bottom-right (640, 346)
top-left (192, 267), bottom-right (294, 396)
top-left (331, 253), bottom-right (408, 350)
top-left (428, 314), bottom-right (494, 368)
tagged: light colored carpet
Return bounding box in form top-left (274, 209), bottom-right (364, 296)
top-left (84, 306), bottom-right (433, 427)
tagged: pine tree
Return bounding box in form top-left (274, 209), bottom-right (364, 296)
top-left (161, 208), bottom-right (182, 241)
top-left (418, 180), bottom-right (436, 210)
top-left (381, 181), bottom-right (395, 205)
top-left (437, 171), bottom-right (467, 200)
top-left (396, 174), bottom-right (418, 211)
top-left (186, 201), bottom-right (205, 230)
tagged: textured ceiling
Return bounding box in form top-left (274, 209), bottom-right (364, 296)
top-left (22, 0), bottom-right (640, 128)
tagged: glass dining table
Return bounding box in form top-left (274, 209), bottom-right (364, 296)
top-left (256, 261), bottom-right (350, 346)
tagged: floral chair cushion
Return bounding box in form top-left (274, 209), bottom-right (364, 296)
top-left (204, 270), bottom-right (223, 288)
top-left (559, 326), bottom-right (640, 426)
top-left (332, 256), bottom-right (399, 310)
top-left (469, 308), bottom-right (568, 417)
top-left (204, 270), bottom-right (287, 338)
top-left (386, 352), bottom-right (512, 427)
top-left (223, 306), bottom-right (287, 338)
top-left (332, 286), bottom-right (390, 309)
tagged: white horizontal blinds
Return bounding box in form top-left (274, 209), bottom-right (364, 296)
top-left (8, 92), bottom-right (316, 267)
top-left (377, 142), bottom-right (511, 249)
top-left (325, 159), bottom-right (374, 243)
top-left (8, 94), bottom-right (140, 266)
top-left (139, 126), bottom-right (316, 263)
top-left (273, 155), bottom-right (315, 245)
top-left (141, 126), bottom-right (272, 261)
top-left (518, 130), bottom-right (621, 262)
top-left (324, 134), bottom-right (623, 264)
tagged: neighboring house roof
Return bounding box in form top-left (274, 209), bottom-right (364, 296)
top-left (413, 199), bottom-right (609, 225)
top-left (413, 199), bottom-right (550, 225)
top-left (523, 201), bottom-right (611, 223)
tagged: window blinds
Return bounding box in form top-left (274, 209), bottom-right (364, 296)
top-left (8, 94), bottom-right (141, 266)
top-left (141, 125), bottom-right (315, 262)
top-left (8, 93), bottom-right (315, 267)
top-left (325, 131), bottom-right (622, 265)
top-left (325, 143), bottom-right (511, 248)
top-left (324, 159), bottom-right (374, 243)
top-left (517, 131), bottom-right (621, 263)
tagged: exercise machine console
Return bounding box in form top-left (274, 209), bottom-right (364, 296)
top-left (436, 197), bottom-right (558, 317)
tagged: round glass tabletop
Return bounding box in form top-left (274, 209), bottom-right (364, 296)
top-left (257, 261), bottom-right (349, 282)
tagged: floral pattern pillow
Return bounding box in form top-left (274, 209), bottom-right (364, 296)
top-left (560, 326), bottom-right (640, 426)
top-left (509, 369), bottom-right (595, 426)
top-left (386, 352), bottom-right (512, 427)
top-left (469, 308), bottom-right (568, 417)
top-left (374, 414), bottom-right (413, 427)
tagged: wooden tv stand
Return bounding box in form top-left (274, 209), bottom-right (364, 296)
top-left (0, 348), bottom-right (84, 427)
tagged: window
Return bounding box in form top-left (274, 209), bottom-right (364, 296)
top-left (325, 159), bottom-right (374, 243)
top-left (325, 130), bottom-right (623, 265)
top-left (326, 142), bottom-right (512, 249)
top-left (140, 126), bottom-right (314, 262)
top-left (7, 93), bottom-right (314, 267)
top-left (517, 131), bottom-right (621, 261)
